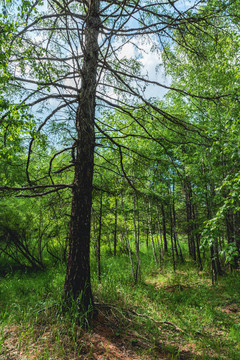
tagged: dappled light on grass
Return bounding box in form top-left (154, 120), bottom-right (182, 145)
top-left (0, 252), bottom-right (240, 359)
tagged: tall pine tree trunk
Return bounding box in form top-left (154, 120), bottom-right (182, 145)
top-left (64, 0), bottom-right (100, 311)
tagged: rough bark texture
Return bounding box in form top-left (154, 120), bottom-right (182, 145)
top-left (64, 0), bottom-right (100, 311)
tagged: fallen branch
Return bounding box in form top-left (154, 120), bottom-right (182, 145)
top-left (95, 303), bottom-right (184, 333)
top-left (128, 309), bottom-right (184, 333)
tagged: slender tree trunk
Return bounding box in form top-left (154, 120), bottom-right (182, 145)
top-left (171, 184), bottom-right (184, 263)
top-left (202, 160), bottom-right (220, 282)
top-left (171, 199), bottom-right (179, 259)
top-left (169, 204), bottom-right (176, 271)
top-left (172, 207), bottom-right (179, 258)
top-left (64, 0), bottom-right (100, 311)
top-left (145, 226), bottom-right (149, 249)
top-left (234, 212), bottom-right (240, 266)
top-left (210, 245), bottom-right (217, 285)
top-left (171, 182), bottom-right (179, 258)
top-left (133, 195), bottom-right (141, 282)
top-left (157, 206), bottom-right (164, 262)
top-left (161, 204), bottom-right (168, 253)
top-left (97, 191), bottom-right (103, 282)
top-left (214, 238), bottom-right (222, 275)
top-left (159, 227), bottom-right (164, 262)
top-left (225, 210), bottom-right (239, 269)
top-left (210, 184), bottom-right (222, 276)
top-left (192, 204), bottom-right (202, 270)
top-left (137, 197), bottom-right (140, 248)
top-left (147, 200), bottom-right (158, 265)
top-left (120, 231), bottom-right (128, 254)
top-left (113, 197), bottom-right (118, 256)
top-left (122, 195), bottom-right (135, 281)
top-left (205, 195), bottom-right (218, 283)
top-left (184, 178), bottom-right (196, 261)
top-left (38, 200), bottom-right (43, 265)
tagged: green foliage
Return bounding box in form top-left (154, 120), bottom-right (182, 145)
top-left (0, 194), bottom-right (69, 270)
top-left (202, 173), bottom-right (240, 263)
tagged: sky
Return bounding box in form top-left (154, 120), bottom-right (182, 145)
top-left (117, 39), bottom-right (171, 99)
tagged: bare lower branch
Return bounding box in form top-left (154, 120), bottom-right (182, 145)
top-left (16, 188), bottom-right (71, 198)
top-left (0, 184), bottom-right (73, 191)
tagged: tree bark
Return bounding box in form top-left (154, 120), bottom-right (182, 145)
top-left (64, 0), bottom-right (100, 311)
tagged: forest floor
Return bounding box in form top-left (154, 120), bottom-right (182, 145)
top-left (1, 310), bottom-right (172, 360)
top-left (1, 256), bottom-right (240, 359)
top-left (2, 300), bottom-right (216, 360)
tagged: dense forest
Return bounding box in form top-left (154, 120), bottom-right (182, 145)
top-left (0, 0), bottom-right (240, 359)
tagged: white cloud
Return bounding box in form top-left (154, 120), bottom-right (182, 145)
top-left (138, 40), bottom-right (170, 99)
top-left (118, 42), bottom-right (136, 60)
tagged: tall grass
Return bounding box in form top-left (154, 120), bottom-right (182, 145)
top-left (0, 244), bottom-right (239, 359)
